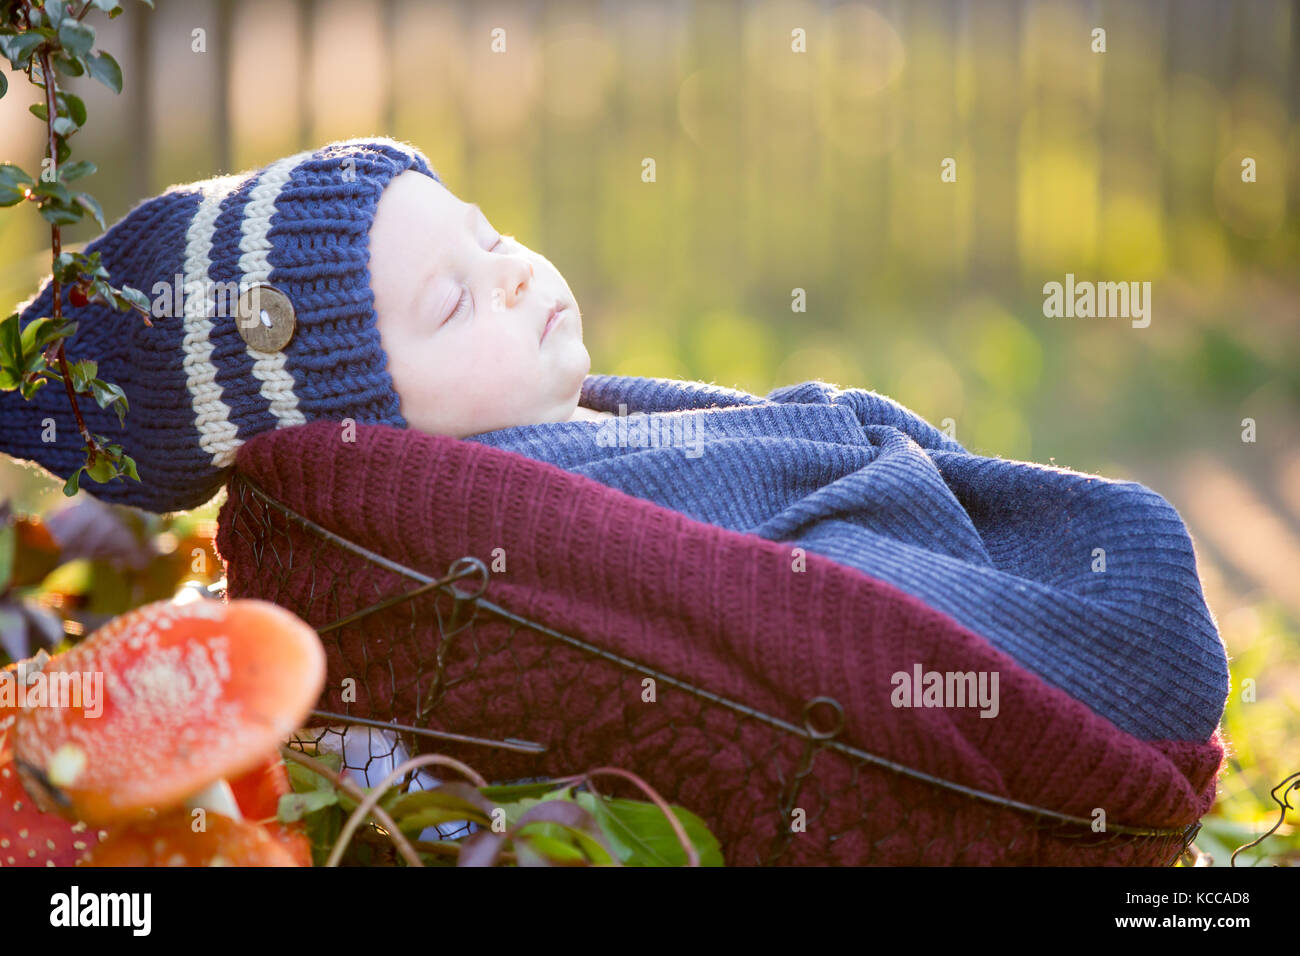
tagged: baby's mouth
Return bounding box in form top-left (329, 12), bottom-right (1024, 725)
top-left (541, 303), bottom-right (568, 343)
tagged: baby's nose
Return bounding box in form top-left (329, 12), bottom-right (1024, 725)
top-left (499, 259), bottom-right (534, 309)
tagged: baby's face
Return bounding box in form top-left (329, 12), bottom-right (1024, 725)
top-left (368, 170), bottom-right (588, 437)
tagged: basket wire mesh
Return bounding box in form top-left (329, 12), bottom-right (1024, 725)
top-left (217, 471), bottom-right (1202, 866)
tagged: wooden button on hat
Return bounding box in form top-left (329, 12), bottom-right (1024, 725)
top-left (236, 282), bottom-right (296, 352)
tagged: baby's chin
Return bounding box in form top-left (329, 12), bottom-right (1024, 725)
top-left (554, 338), bottom-right (592, 405)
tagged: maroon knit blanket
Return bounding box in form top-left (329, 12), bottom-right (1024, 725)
top-left (215, 421), bottom-right (1225, 865)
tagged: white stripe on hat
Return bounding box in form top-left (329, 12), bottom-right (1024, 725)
top-left (237, 149), bottom-right (316, 431)
top-left (181, 174), bottom-right (244, 469)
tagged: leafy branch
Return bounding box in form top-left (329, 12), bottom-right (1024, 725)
top-left (0, 0), bottom-right (155, 497)
top-left (280, 746), bottom-right (725, 868)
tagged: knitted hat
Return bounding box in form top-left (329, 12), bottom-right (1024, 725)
top-left (0, 137), bottom-right (439, 514)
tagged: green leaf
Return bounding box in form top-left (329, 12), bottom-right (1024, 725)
top-left (3, 32), bottom-right (45, 69)
top-left (85, 50), bottom-right (121, 93)
top-left (387, 784), bottom-right (495, 831)
top-left (19, 376), bottom-right (46, 400)
top-left (57, 19), bottom-right (95, 58)
top-left (0, 522), bottom-right (15, 593)
top-left (0, 70), bottom-right (7, 99)
top-left (509, 799), bottom-right (614, 865)
top-left (53, 53), bottom-right (85, 77)
top-left (58, 160), bottom-right (96, 184)
top-left (51, 115), bottom-right (78, 137)
top-left (91, 0), bottom-right (125, 11)
top-left (57, 91), bottom-right (87, 126)
top-left (29, 103), bottom-right (48, 121)
top-left (514, 833), bottom-right (591, 866)
top-left (479, 779), bottom-right (573, 802)
top-left (0, 313), bottom-right (20, 368)
top-left (19, 317), bottom-right (53, 359)
top-left (89, 378), bottom-right (128, 424)
top-left (33, 180), bottom-right (73, 203)
top-left (73, 192), bottom-right (104, 229)
top-left (68, 359), bottom-right (96, 391)
top-left (63, 466), bottom-right (83, 497)
top-left (39, 202), bottom-right (82, 226)
top-left (85, 455), bottom-right (116, 484)
top-left (46, 0), bottom-right (69, 29)
top-left (278, 789), bottom-right (339, 823)
top-left (22, 348), bottom-right (49, 378)
top-left (0, 164), bottom-right (35, 190)
top-left (286, 751), bottom-right (342, 792)
top-left (20, 317), bottom-right (75, 362)
top-left (119, 454), bottom-right (139, 481)
top-left (116, 285), bottom-right (151, 314)
top-left (575, 793), bottom-right (724, 867)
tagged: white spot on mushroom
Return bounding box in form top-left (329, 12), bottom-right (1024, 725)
top-left (47, 742), bottom-right (88, 788)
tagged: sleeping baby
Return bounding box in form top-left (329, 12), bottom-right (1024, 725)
top-left (0, 137), bottom-right (1228, 747)
top-left (366, 165), bottom-right (612, 435)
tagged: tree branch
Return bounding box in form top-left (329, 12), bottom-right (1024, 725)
top-left (35, 43), bottom-right (96, 465)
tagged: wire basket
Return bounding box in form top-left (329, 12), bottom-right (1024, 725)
top-left (215, 470), bottom-right (1202, 866)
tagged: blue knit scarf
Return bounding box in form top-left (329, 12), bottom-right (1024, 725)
top-left (465, 375), bottom-right (1229, 742)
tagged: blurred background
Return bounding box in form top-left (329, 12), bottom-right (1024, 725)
top-left (1, 0), bottom-right (1297, 862)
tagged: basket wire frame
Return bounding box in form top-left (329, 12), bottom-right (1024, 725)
top-left (219, 471), bottom-right (1203, 866)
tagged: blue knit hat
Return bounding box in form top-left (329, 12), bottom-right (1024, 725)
top-left (1, 137), bottom-right (439, 514)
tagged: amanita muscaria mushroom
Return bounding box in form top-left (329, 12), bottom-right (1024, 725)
top-left (227, 753), bottom-right (313, 866)
top-left (85, 808), bottom-right (301, 867)
top-left (0, 747), bottom-right (103, 867)
top-left (1, 744), bottom-right (316, 867)
top-left (1, 661), bottom-right (102, 867)
top-left (12, 598), bottom-right (325, 828)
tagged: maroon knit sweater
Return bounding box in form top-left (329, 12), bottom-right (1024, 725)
top-left (216, 421), bottom-right (1225, 865)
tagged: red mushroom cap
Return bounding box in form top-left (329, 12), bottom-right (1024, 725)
top-left (86, 809), bottom-right (302, 867)
top-left (13, 598), bottom-right (325, 825)
top-left (1, 751), bottom-right (102, 867)
top-left (3, 662), bottom-right (102, 869)
top-left (228, 753), bottom-right (313, 866)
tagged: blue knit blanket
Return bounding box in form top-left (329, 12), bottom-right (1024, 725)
top-left (465, 375), bottom-right (1229, 742)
